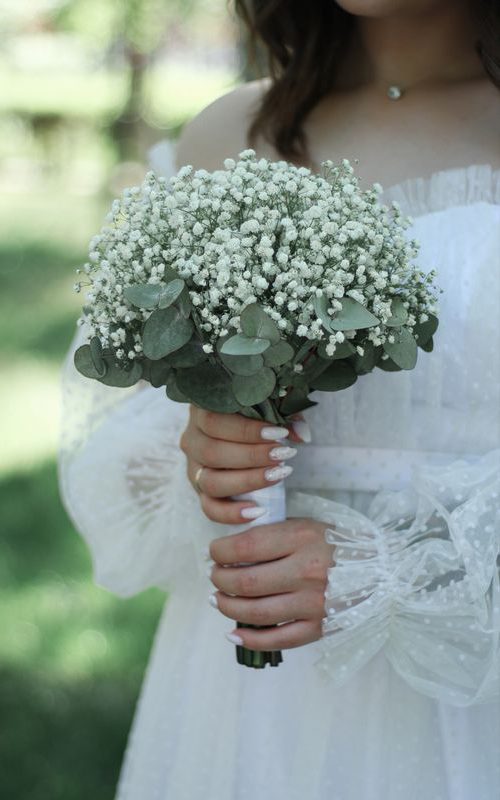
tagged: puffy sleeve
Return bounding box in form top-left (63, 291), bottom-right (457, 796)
top-left (58, 322), bottom-right (219, 597)
top-left (288, 453), bottom-right (500, 706)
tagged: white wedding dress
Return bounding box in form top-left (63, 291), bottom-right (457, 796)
top-left (58, 151), bottom-right (500, 800)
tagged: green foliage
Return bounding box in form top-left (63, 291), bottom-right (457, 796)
top-left (54, 0), bottom-right (198, 53)
top-left (231, 367), bottom-right (276, 406)
top-left (240, 303), bottom-right (281, 344)
top-left (176, 363), bottom-right (240, 413)
top-left (220, 334), bottom-right (271, 356)
top-left (142, 307), bottom-right (193, 360)
top-left (220, 352), bottom-right (264, 376)
top-left (386, 297), bottom-right (409, 327)
top-left (414, 313), bottom-right (439, 346)
top-left (124, 280), bottom-right (185, 310)
top-left (166, 340), bottom-right (207, 368)
top-left (0, 461), bottom-right (163, 800)
top-left (310, 360), bottom-right (358, 392)
top-left (329, 297), bottom-right (380, 331)
top-left (263, 341), bottom-right (295, 368)
top-left (383, 327), bottom-right (418, 370)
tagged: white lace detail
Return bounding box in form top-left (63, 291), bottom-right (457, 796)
top-left (287, 448), bottom-right (500, 707)
top-left (381, 163), bottom-right (500, 218)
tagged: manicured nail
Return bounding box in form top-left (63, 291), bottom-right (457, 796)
top-left (264, 464), bottom-right (293, 482)
top-left (225, 631), bottom-right (244, 645)
top-left (261, 426), bottom-right (289, 441)
top-left (208, 592), bottom-right (218, 609)
top-left (201, 545), bottom-right (211, 561)
top-left (206, 564), bottom-right (214, 579)
top-left (292, 420), bottom-right (312, 443)
top-left (240, 506), bottom-right (267, 520)
top-left (269, 446), bottom-right (297, 461)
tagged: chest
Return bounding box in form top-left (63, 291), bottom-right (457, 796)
top-left (295, 80), bottom-right (500, 189)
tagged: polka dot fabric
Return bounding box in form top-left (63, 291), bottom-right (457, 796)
top-left (59, 160), bottom-right (500, 799)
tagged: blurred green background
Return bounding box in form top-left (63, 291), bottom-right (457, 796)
top-left (0, 2), bottom-right (253, 797)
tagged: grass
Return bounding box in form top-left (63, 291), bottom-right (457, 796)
top-left (0, 59), bottom-right (239, 795)
top-left (0, 187), bottom-right (165, 799)
top-left (0, 462), bottom-right (164, 800)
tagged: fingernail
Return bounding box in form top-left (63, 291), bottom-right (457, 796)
top-left (225, 631), bottom-right (244, 646)
top-left (206, 564), bottom-right (214, 579)
top-left (292, 420), bottom-right (312, 443)
top-left (240, 506), bottom-right (267, 520)
top-left (208, 592), bottom-right (218, 609)
top-left (261, 426), bottom-right (289, 441)
top-left (269, 446), bottom-right (297, 461)
top-left (201, 545), bottom-right (211, 561)
top-left (264, 464), bottom-right (293, 482)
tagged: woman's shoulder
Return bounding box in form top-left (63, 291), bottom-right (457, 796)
top-left (174, 78), bottom-right (272, 171)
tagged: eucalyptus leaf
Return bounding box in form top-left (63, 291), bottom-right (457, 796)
top-left (385, 297), bottom-right (409, 327)
top-left (312, 294), bottom-right (335, 332)
top-left (221, 334), bottom-right (271, 356)
top-left (232, 367), bottom-right (276, 407)
top-left (240, 303), bottom-right (281, 344)
top-left (377, 355), bottom-right (402, 372)
top-left (420, 337), bottom-right (434, 353)
top-left (74, 344), bottom-right (104, 380)
top-left (292, 340), bottom-right (315, 365)
top-left (99, 358), bottom-right (143, 387)
top-left (142, 307), bottom-right (193, 360)
top-left (166, 373), bottom-right (190, 403)
top-left (310, 360), bottom-right (358, 392)
top-left (177, 286), bottom-right (193, 318)
top-left (414, 314), bottom-right (439, 346)
top-left (239, 406), bottom-right (265, 421)
top-left (257, 398), bottom-right (283, 425)
top-left (351, 341), bottom-right (381, 375)
top-left (124, 283), bottom-right (161, 309)
top-left (90, 336), bottom-right (106, 377)
top-left (383, 327), bottom-right (418, 370)
top-left (302, 355), bottom-right (331, 383)
top-left (149, 359), bottom-right (173, 388)
top-left (166, 340), bottom-right (207, 368)
top-left (158, 279), bottom-right (185, 308)
top-left (280, 388), bottom-right (317, 416)
top-left (220, 352), bottom-right (264, 376)
top-left (176, 363), bottom-right (240, 413)
top-left (263, 340), bottom-right (295, 368)
top-left (329, 297), bottom-right (380, 331)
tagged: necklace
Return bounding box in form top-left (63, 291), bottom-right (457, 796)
top-left (387, 85), bottom-right (405, 101)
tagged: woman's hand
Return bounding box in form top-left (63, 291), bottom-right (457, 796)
top-left (208, 517), bottom-right (335, 651)
top-left (180, 406), bottom-right (310, 524)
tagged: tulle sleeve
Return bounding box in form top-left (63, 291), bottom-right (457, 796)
top-left (58, 322), bottom-right (219, 598)
top-left (287, 452), bottom-right (500, 706)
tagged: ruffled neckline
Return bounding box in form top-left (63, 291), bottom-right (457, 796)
top-left (380, 163), bottom-right (500, 219)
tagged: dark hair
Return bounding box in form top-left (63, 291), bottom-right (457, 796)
top-left (235, 0), bottom-right (500, 165)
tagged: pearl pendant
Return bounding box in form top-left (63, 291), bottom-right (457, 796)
top-left (387, 85), bottom-right (404, 101)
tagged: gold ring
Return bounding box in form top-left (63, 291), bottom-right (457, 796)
top-left (194, 466), bottom-right (204, 494)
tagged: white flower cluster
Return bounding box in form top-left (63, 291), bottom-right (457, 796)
top-left (77, 149), bottom-right (438, 360)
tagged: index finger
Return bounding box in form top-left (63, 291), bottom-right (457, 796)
top-left (192, 406), bottom-right (290, 444)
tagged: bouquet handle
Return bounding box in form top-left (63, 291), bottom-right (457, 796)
top-left (230, 480), bottom-right (287, 668)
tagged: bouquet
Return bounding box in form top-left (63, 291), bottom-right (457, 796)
top-left (73, 148), bottom-right (439, 669)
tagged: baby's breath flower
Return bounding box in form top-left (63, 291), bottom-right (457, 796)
top-left (78, 149), bottom-right (438, 360)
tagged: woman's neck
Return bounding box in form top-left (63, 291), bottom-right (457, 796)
top-left (337, 2), bottom-right (484, 93)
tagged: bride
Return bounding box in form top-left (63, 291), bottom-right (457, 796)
top-left (59, 0), bottom-right (500, 797)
